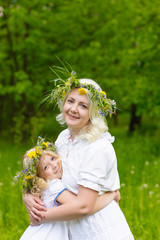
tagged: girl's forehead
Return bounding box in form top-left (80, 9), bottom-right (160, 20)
top-left (40, 153), bottom-right (57, 162)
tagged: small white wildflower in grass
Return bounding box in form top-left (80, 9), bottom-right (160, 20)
top-left (130, 170), bottom-right (135, 174)
top-left (17, 161), bottom-right (21, 165)
top-left (121, 183), bottom-right (126, 187)
top-left (155, 184), bottom-right (159, 188)
top-left (0, 182), bottom-right (3, 186)
top-left (149, 191), bottom-right (153, 198)
top-left (145, 161), bottom-right (149, 166)
top-left (143, 184), bottom-right (148, 188)
top-left (154, 161), bottom-right (158, 165)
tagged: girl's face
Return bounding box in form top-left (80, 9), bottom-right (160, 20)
top-left (38, 153), bottom-right (62, 180)
top-left (63, 88), bottom-right (90, 133)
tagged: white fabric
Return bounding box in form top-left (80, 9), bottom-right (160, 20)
top-left (55, 129), bottom-right (134, 240)
top-left (20, 179), bottom-right (69, 240)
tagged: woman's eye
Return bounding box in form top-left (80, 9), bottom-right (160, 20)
top-left (67, 99), bottom-right (73, 103)
top-left (51, 157), bottom-right (55, 161)
top-left (81, 104), bottom-right (87, 109)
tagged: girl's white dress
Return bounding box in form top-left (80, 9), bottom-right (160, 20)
top-left (56, 129), bottom-right (134, 240)
top-left (20, 179), bottom-right (69, 240)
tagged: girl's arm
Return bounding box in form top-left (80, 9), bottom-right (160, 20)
top-left (44, 186), bottom-right (98, 221)
top-left (30, 186), bottom-right (116, 225)
top-left (56, 189), bottom-right (116, 215)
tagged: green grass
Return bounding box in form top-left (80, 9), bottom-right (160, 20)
top-left (0, 128), bottom-right (160, 239)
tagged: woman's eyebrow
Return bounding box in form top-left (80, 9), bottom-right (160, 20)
top-left (79, 101), bottom-right (89, 106)
top-left (68, 96), bottom-right (89, 106)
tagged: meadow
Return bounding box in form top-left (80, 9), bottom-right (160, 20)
top-left (0, 122), bottom-right (159, 240)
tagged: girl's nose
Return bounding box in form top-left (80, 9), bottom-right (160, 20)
top-left (51, 161), bottom-right (58, 169)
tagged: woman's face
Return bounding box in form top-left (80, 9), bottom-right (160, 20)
top-left (63, 88), bottom-right (90, 133)
top-left (38, 153), bottom-right (62, 180)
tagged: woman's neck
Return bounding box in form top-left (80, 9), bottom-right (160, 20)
top-left (68, 128), bottom-right (80, 141)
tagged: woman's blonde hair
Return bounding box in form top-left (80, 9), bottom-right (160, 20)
top-left (23, 150), bottom-right (61, 199)
top-left (56, 79), bottom-right (108, 142)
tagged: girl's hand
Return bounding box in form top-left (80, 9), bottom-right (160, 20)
top-left (23, 194), bottom-right (47, 222)
top-left (114, 190), bottom-right (121, 203)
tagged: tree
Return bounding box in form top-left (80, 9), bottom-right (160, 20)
top-left (0, 0), bottom-right (160, 141)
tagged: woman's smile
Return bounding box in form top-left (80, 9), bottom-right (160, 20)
top-left (67, 113), bottom-right (80, 119)
top-left (63, 88), bottom-right (90, 134)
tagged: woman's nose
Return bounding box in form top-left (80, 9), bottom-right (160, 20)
top-left (71, 103), bottom-right (78, 112)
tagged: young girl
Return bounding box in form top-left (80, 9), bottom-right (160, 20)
top-left (17, 137), bottom-right (117, 240)
top-left (23, 66), bottom-right (134, 240)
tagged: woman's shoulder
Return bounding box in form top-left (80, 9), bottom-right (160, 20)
top-left (57, 128), bottom-right (69, 139)
top-left (86, 131), bottom-right (115, 150)
top-left (55, 128), bottom-right (69, 148)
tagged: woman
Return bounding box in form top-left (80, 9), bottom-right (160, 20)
top-left (23, 68), bottom-right (134, 239)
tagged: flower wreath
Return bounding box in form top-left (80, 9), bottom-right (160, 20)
top-left (44, 65), bottom-right (116, 118)
top-left (15, 136), bottom-right (57, 193)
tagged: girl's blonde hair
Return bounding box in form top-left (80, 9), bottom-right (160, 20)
top-left (56, 79), bottom-right (108, 142)
top-left (23, 149), bottom-right (61, 199)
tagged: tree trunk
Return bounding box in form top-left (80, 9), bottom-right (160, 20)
top-left (129, 104), bottom-right (141, 132)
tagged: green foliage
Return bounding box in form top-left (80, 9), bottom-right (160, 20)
top-left (0, 127), bottom-right (160, 239)
top-left (0, 0), bottom-right (160, 141)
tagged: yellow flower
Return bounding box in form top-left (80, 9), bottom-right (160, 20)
top-left (78, 88), bottom-right (87, 95)
top-left (65, 81), bottom-right (70, 86)
top-left (100, 91), bottom-right (107, 96)
top-left (62, 90), bottom-right (66, 96)
top-left (27, 151), bottom-right (36, 158)
top-left (42, 142), bottom-right (48, 148)
top-left (25, 175), bottom-right (33, 180)
top-left (35, 147), bottom-right (41, 154)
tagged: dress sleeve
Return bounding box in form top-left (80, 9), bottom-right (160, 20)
top-left (44, 180), bottom-right (67, 207)
top-left (77, 139), bottom-right (120, 192)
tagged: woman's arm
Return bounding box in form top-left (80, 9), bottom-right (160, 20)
top-left (31, 187), bottom-right (119, 225)
top-left (23, 194), bottom-right (47, 222)
top-left (89, 191), bottom-right (116, 215)
top-left (27, 187), bottom-right (120, 224)
top-left (30, 186), bottom-right (98, 225)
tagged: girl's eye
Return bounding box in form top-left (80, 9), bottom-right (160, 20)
top-left (51, 157), bottom-right (55, 161)
top-left (44, 165), bottom-right (48, 170)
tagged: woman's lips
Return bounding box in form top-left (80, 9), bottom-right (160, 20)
top-left (68, 113), bottom-right (79, 119)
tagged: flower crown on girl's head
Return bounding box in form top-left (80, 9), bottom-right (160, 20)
top-left (15, 136), bottom-right (57, 194)
top-left (43, 64), bottom-right (116, 118)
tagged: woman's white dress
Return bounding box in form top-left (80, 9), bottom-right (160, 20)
top-left (55, 129), bottom-right (134, 240)
top-left (20, 179), bottom-right (69, 240)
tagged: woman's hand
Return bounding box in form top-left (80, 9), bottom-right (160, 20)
top-left (23, 194), bottom-right (47, 222)
top-left (30, 216), bottom-right (45, 226)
